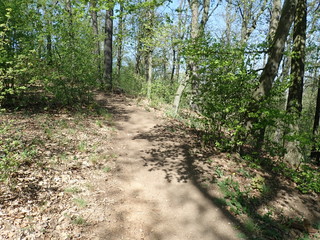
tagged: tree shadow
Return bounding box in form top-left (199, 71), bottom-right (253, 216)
top-left (132, 120), bottom-right (320, 240)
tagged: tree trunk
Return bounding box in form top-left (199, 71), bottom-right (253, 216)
top-left (187, 0), bottom-right (199, 108)
top-left (135, 32), bottom-right (142, 75)
top-left (311, 77), bottom-right (320, 162)
top-left (146, 50), bottom-right (152, 99)
top-left (116, 2), bottom-right (124, 78)
top-left (268, 0), bottom-right (281, 44)
top-left (199, 0), bottom-right (210, 35)
top-left (145, 9), bottom-right (154, 99)
top-left (225, 2), bottom-right (233, 45)
top-left (244, 0), bottom-right (296, 150)
top-left (173, 0), bottom-right (211, 113)
top-left (170, 48), bottom-right (176, 83)
top-left (253, 0), bottom-right (297, 100)
top-left (103, 6), bottom-right (113, 89)
top-left (283, 0), bottom-right (307, 167)
top-left (66, 0), bottom-right (74, 40)
top-left (90, 0), bottom-right (101, 77)
top-left (46, 34), bottom-right (52, 65)
top-left (286, 0), bottom-right (306, 115)
top-left (162, 49), bottom-right (167, 79)
top-left (171, 0), bottom-right (185, 83)
top-left (173, 74), bottom-right (188, 114)
top-left (313, 77), bottom-right (320, 136)
top-left (240, 1), bottom-right (250, 44)
top-left (236, 0), bottom-right (267, 45)
top-left (253, 0), bottom-right (283, 147)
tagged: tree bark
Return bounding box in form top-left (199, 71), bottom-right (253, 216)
top-left (145, 9), bottom-right (154, 99)
top-left (146, 50), bottom-right (153, 99)
top-left (311, 76), bottom-right (320, 162)
top-left (253, 0), bottom-right (297, 100)
top-left (200, 0), bottom-right (210, 35)
top-left (225, 2), bottom-right (233, 45)
top-left (103, 6), bottom-right (113, 89)
top-left (47, 32), bottom-right (52, 65)
top-left (170, 0), bottom-right (185, 83)
top-left (283, 0), bottom-right (307, 167)
top-left (244, 0), bottom-right (296, 150)
top-left (286, 0), bottom-right (307, 115)
top-left (135, 36), bottom-right (142, 75)
top-left (170, 48), bottom-right (176, 83)
top-left (66, 0), bottom-right (74, 40)
top-left (268, 0), bottom-right (281, 44)
top-left (116, 2), bottom-right (124, 78)
top-left (313, 77), bottom-right (320, 136)
top-left (173, 0), bottom-right (211, 114)
top-left (90, 0), bottom-right (101, 76)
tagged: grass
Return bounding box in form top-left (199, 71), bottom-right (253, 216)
top-left (64, 187), bottom-right (82, 194)
top-left (73, 198), bottom-right (88, 208)
top-left (102, 166), bottom-right (111, 173)
top-left (71, 216), bottom-right (87, 225)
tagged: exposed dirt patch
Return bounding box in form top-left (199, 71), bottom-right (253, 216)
top-left (1, 93), bottom-right (319, 240)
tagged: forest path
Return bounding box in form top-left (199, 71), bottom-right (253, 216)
top-left (91, 93), bottom-right (241, 240)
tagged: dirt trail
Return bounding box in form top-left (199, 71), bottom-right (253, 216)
top-left (92, 94), bottom-right (241, 240)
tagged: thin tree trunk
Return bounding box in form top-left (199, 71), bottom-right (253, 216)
top-left (173, 74), bottom-right (188, 114)
top-left (46, 34), bottom-right (52, 65)
top-left (188, 0), bottom-right (200, 109)
top-left (145, 9), bottom-right (154, 99)
top-left (170, 48), bottom-right (176, 83)
top-left (90, 0), bottom-right (101, 76)
top-left (225, 2), bottom-right (233, 45)
top-left (171, 0), bottom-right (185, 83)
top-left (103, 6), bottom-right (113, 89)
top-left (173, 0), bottom-right (208, 113)
top-left (116, 2), bottom-right (124, 78)
top-left (162, 49), bottom-right (167, 79)
top-left (135, 34), bottom-right (142, 75)
top-left (240, 1), bottom-right (250, 44)
top-left (146, 51), bottom-right (152, 99)
top-left (66, 0), bottom-right (74, 40)
top-left (239, 0), bottom-right (267, 45)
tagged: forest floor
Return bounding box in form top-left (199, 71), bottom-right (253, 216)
top-left (0, 92), bottom-right (320, 240)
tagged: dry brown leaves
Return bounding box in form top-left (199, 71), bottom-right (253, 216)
top-left (0, 109), bottom-right (116, 239)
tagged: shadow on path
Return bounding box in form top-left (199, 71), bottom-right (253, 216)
top-left (133, 120), bottom-right (320, 239)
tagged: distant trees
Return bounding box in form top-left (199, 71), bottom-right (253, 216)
top-left (1, 0), bottom-right (320, 169)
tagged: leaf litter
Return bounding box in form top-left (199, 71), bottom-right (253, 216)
top-left (0, 107), bottom-right (117, 239)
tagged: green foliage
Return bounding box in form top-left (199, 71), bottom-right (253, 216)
top-left (242, 152), bottom-right (320, 193)
top-left (150, 79), bottom-right (178, 105)
top-left (182, 38), bottom-right (259, 150)
top-left (217, 175), bottom-right (294, 239)
top-left (218, 177), bottom-right (250, 215)
top-left (214, 166), bottom-right (224, 178)
top-left (283, 164), bottom-right (320, 193)
top-left (0, 121), bottom-right (37, 180)
top-left (116, 67), bottom-right (144, 95)
top-left (0, 0), bottom-right (100, 109)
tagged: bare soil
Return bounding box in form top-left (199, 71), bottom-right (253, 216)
top-left (0, 93), bottom-right (319, 240)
